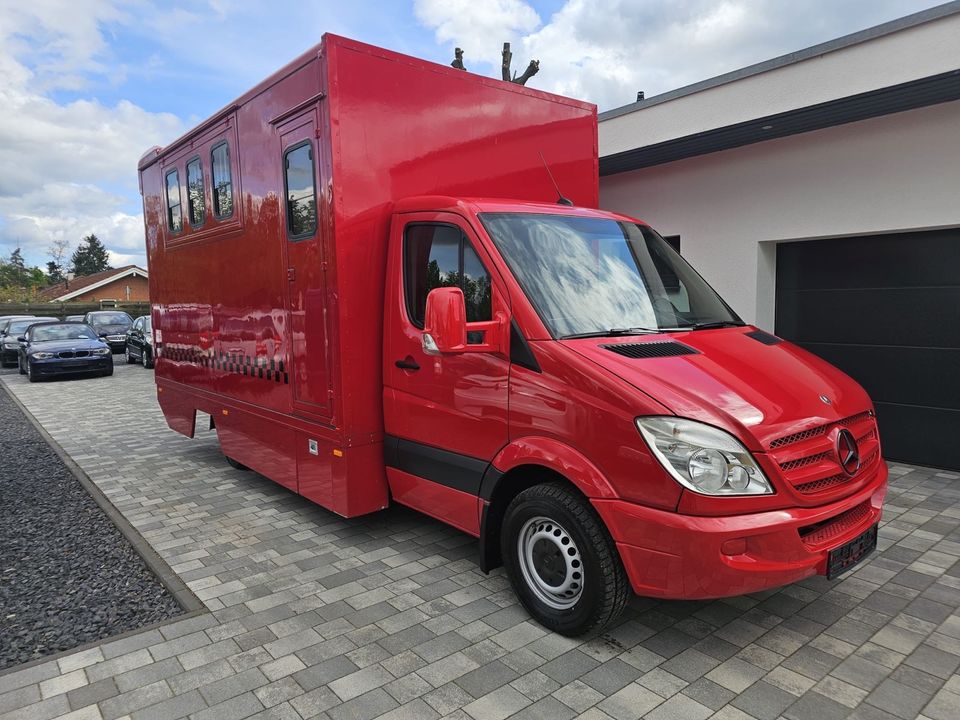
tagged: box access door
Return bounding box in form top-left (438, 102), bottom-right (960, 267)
top-left (279, 108), bottom-right (333, 419)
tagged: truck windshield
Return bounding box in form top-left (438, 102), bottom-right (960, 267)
top-left (479, 213), bottom-right (742, 338)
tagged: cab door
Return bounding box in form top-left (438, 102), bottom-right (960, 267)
top-left (278, 109), bottom-right (333, 419)
top-left (383, 212), bottom-right (510, 534)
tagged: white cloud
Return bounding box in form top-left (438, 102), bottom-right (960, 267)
top-left (413, 0), bottom-right (542, 66)
top-left (0, 1), bottom-right (180, 269)
top-left (416, 0), bottom-right (941, 110)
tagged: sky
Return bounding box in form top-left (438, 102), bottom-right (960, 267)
top-left (0, 0), bottom-right (944, 271)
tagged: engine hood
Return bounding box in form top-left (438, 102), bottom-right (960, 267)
top-left (563, 327), bottom-right (873, 451)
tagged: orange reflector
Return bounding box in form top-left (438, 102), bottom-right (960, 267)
top-left (221, 409), bottom-right (229, 416)
top-left (332, 449), bottom-right (343, 457)
top-left (721, 538), bottom-right (747, 556)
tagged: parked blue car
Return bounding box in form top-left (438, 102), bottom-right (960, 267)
top-left (17, 323), bottom-right (114, 382)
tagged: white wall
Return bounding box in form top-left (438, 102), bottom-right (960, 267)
top-left (601, 12), bottom-right (960, 156)
top-left (599, 100), bottom-right (960, 330)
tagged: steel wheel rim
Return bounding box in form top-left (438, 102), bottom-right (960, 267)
top-left (142, 349), bottom-right (148, 367)
top-left (517, 515), bottom-right (583, 610)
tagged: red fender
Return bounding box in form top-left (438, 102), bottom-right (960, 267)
top-left (489, 436), bottom-right (618, 499)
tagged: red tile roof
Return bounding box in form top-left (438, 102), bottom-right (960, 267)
top-left (39, 265), bottom-right (147, 301)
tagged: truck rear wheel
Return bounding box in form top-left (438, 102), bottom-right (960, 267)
top-left (501, 483), bottom-right (629, 636)
top-left (225, 455), bottom-right (249, 471)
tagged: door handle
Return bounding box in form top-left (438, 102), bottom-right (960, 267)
top-left (395, 357), bottom-right (420, 371)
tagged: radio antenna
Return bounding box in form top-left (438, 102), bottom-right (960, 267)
top-left (538, 151), bottom-right (573, 206)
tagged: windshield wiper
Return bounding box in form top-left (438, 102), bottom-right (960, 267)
top-left (560, 327), bottom-right (665, 340)
top-left (676, 320), bottom-right (746, 331)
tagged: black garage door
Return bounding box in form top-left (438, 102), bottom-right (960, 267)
top-left (776, 228), bottom-right (960, 470)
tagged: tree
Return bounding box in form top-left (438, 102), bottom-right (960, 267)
top-left (46, 261), bottom-right (65, 284)
top-left (0, 250), bottom-right (46, 302)
top-left (47, 238), bottom-right (70, 283)
top-left (70, 234), bottom-right (111, 276)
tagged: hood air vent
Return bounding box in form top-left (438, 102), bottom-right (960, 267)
top-left (601, 341), bottom-right (699, 359)
top-left (745, 329), bottom-right (782, 345)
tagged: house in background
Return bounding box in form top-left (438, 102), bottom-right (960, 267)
top-left (598, 3), bottom-right (960, 469)
top-left (40, 265), bottom-right (150, 303)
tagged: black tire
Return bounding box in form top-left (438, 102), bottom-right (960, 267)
top-left (142, 348), bottom-right (153, 369)
top-left (501, 483), bottom-right (629, 637)
top-left (102, 364), bottom-right (114, 377)
top-left (126, 347), bottom-right (136, 364)
top-left (18, 356), bottom-right (25, 375)
top-left (26, 362), bottom-right (39, 383)
top-left (225, 455), bottom-right (249, 471)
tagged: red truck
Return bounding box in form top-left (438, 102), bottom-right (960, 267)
top-left (139, 35), bottom-right (887, 635)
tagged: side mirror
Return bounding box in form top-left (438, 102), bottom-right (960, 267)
top-left (422, 287), bottom-right (506, 355)
top-left (16, 336), bottom-right (26, 343)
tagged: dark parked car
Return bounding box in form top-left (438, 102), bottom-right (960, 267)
top-left (0, 315), bottom-right (35, 329)
top-left (64, 315), bottom-right (85, 322)
top-left (18, 322), bottom-right (113, 382)
top-left (125, 315), bottom-right (154, 368)
top-left (1, 317), bottom-right (57, 367)
top-left (82, 311), bottom-right (133, 353)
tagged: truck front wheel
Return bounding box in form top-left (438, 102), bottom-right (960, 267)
top-left (501, 483), bottom-right (629, 636)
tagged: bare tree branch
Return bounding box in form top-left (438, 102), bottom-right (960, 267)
top-left (501, 42), bottom-right (513, 82)
top-left (512, 59), bottom-right (540, 86)
top-left (451, 48), bottom-right (466, 71)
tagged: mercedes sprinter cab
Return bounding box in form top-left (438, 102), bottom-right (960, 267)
top-left (141, 35), bottom-right (886, 636)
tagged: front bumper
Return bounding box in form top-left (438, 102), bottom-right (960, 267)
top-left (1, 347), bottom-right (20, 363)
top-left (31, 356), bottom-right (112, 376)
top-left (593, 461), bottom-right (888, 599)
top-left (104, 336), bottom-right (127, 352)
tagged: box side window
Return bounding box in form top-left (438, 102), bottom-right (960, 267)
top-left (165, 169), bottom-right (182, 234)
top-left (283, 141), bottom-right (317, 240)
top-left (211, 141), bottom-right (233, 219)
top-left (186, 157), bottom-right (205, 227)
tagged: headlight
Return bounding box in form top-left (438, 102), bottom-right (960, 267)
top-left (3, 341), bottom-right (18, 349)
top-left (636, 417), bottom-right (773, 496)
top-left (92, 348), bottom-right (111, 355)
top-left (32, 352), bottom-right (54, 359)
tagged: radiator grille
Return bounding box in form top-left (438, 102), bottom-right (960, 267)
top-left (770, 411), bottom-right (873, 449)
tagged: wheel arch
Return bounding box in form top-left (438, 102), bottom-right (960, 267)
top-left (478, 437), bottom-right (618, 572)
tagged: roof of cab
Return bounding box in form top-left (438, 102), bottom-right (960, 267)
top-left (391, 196), bottom-right (646, 225)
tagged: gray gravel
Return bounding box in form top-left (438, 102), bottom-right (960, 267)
top-left (0, 379), bottom-right (182, 671)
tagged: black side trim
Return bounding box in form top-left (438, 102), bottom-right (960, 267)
top-left (745, 329), bottom-right (782, 346)
top-left (601, 341), bottom-right (699, 359)
top-left (384, 434), bottom-right (488, 496)
top-left (478, 502), bottom-right (495, 573)
top-left (478, 464), bottom-right (504, 502)
top-left (510, 321), bottom-right (541, 372)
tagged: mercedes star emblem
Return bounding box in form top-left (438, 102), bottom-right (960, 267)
top-left (836, 429), bottom-right (860, 476)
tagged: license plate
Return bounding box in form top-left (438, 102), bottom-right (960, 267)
top-left (827, 524), bottom-right (878, 579)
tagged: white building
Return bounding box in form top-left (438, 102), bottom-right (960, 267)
top-left (599, 2), bottom-right (960, 469)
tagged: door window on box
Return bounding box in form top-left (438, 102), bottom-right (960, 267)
top-left (283, 141), bottom-right (317, 240)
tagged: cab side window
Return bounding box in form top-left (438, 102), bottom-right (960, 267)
top-left (404, 224), bottom-right (492, 334)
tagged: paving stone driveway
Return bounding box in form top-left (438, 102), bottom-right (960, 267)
top-left (1, 364), bottom-right (959, 720)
